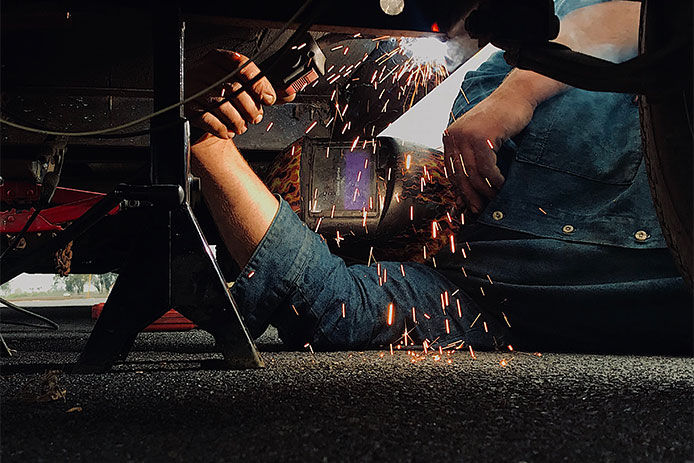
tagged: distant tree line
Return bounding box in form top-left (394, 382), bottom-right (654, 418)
top-left (54, 273), bottom-right (117, 294)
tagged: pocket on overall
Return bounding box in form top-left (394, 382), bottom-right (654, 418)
top-left (514, 90), bottom-right (642, 186)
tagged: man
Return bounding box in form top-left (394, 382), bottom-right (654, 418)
top-left (186, 0), bottom-right (691, 354)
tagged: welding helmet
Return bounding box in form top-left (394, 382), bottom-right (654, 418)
top-left (264, 136), bottom-right (462, 264)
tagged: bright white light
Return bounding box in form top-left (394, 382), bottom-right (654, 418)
top-left (380, 0), bottom-right (405, 16)
top-left (399, 37), bottom-right (448, 66)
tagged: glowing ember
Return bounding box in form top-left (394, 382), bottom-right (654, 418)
top-left (305, 120), bottom-right (318, 134)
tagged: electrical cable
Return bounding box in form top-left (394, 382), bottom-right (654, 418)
top-left (0, 0), bottom-right (316, 138)
top-left (0, 296), bottom-right (59, 330)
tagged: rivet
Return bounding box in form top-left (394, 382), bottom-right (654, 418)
top-left (634, 230), bottom-right (649, 242)
top-left (562, 224), bottom-right (574, 234)
top-left (492, 211), bottom-right (504, 221)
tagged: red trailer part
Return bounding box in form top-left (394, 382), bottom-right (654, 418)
top-left (91, 303), bottom-right (196, 331)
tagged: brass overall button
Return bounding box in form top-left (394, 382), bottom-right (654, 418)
top-left (634, 230), bottom-right (649, 242)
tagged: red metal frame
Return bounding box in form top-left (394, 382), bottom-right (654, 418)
top-left (0, 181), bottom-right (119, 233)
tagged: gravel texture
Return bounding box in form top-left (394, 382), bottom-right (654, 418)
top-left (1, 305), bottom-right (693, 462)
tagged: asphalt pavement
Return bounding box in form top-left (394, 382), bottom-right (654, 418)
top-left (1, 304), bottom-right (692, 462)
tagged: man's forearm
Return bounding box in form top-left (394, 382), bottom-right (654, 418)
top-left (497, 1), bottom-right (640, 109)
top-left (191, 135), bottom-right (279, 268)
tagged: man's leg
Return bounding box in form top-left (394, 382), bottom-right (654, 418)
top-left (192, 136), bottom-right (509, 350)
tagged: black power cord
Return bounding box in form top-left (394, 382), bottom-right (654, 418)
top-left (0, 0), bottom-right (319, 139)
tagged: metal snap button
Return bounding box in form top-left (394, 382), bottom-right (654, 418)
top-left (634, 230), bottom-right (649, 242)
top-left (562, 224), bottom-right (574, 234)
top-left (492, 211), bottom-right (504, 221)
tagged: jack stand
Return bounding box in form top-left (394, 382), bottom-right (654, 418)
top-left (75, 201), bottom-right (263, 372)
top-left (74, 7), bottom-right (263, 372)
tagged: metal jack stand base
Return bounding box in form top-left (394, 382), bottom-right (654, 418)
top-left (75, 203), bottom-right (263, 372)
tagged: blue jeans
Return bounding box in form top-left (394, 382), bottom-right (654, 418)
top-left (230, 196), bottom-right (510, 351)
top-left (229, 196), bottom-right (691, 354)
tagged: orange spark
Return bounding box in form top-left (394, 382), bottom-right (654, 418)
top-left (470, 312), bottom-right (481, 328)
top-left (387, 303), bottom-right (395, 326)
top-left (351, 136), bottom-right (360, 151)
top-left (502, 311), bottom-right (512, 328)
top-left (305, 120), bottom-right (318, 134)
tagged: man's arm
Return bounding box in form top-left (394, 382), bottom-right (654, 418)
top-left (186, 52), bottom-right (283, 267)
top-left (443, 0), bottom-right (640, 213)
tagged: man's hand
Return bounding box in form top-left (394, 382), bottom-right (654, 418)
top-left (443, 81), bottom-right (536, 214)
top-left (185, 50), bottom-right (296, 139)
